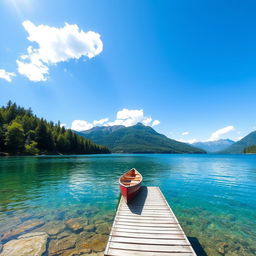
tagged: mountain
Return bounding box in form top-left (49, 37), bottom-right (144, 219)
top-left (77, 123), bottom-right (206, 154)
top-left (221, 131), bottom-right (256, 154)
top-left (192, 139), bottom-right (234, 153)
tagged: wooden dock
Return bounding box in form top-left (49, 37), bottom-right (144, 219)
top-left (105, 186), bottom-right (196, 256)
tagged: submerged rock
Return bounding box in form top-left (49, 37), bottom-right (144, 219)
top-left (1, 220), bottom-right (45, 242)
top-left (57, 231), bottom-right (73, 240)
top-left (84, 224), bottom-right (95, 232)
top-left (19, 212), bottom-right (33, 222)
top-left (37, 221), bottom-right (65, 236)
top-left (86, 234), bottom-right (108, 252)
top-left (48, 234), bottom-right (77, 255)
top-left (0, 232), bottom-right (48, 256)
top-left (0, 217), bottom-right (21, 235)
top-left (65, 217), bottom-right (88, 233)
top-left (61, 248), bottom-right (91, 256)
top-left (96, 223), bottom-right (110, 235)
top-left (218, 242), bottom-right (229, 255)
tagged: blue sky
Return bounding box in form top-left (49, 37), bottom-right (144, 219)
top-left (1, 0), bottom-right (256, 143)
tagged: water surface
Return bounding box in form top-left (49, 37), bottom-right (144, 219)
top-left (0, 154), bottom-right (256, 255)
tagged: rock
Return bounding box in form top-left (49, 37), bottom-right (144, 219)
top-left (76, 231), bottom-right (94, 249)
top-left (37, 221), bottom-right (65, 236)
top-left (1, 220), bottom-right (45, 242)
top-left (96, 223), bottom-right (110, 235)
top-left (84, 224), bottom-right (95, 232)
top-left (0, 244), bottom-right (2, 253)
top-left (86, 234), bottom-right (108, 252)
top-left (57, 231), bottom-right (73, 240)
top-left (19, 213), bottom-right (33, 222)
top-left (102, 214), bottom-right (114, 222)
top-left (65, 218), bottom-right (88, 233)
top-left (56, 210), bottom-right (66, 220)
top-left (61, 248), bottom-right (91, 256)
top-left (218, 242), bottom-right (229, 255)
top-left (91, 253), bottom-right (104, 256)
top-left (94, 219), bottom-right (104, 225)
top-left (86, 207), bottom-right (99, 216)
top-left (0, 217), bottom-right (21, 235)
top-left (48, 234), bottom-right (77, 255)
top-left (0, 232), bottom-right (48, 256)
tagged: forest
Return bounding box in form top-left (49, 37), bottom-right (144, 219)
top-left (0, 101), bottom-right (110, 155)
top-left (243, 145), bottom-right (256, 154)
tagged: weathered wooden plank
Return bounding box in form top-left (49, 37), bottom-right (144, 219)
top-left (116, 218), bottom-right (176, 223)
top-left (113, 228), bottom-right (182, 234)
top-left (115, 222), bottom-right (178, 227)
top-left (116, 215), bottom-right (176, 220)
top-left (110, 236), bottom-right (190, 245)
top-left (109, 242), bottom-right (193, 253)
top-left (111, 231), bottom-right (185, 239)
top-left (114, 224), bottom-right (181, 230)
top-left (107, 248), bottom-right (195, 256)
top-left (104, 187), bottom-right (196, 256)
top-left (119, 210), bottom-right (171, 214)
top-left (118, 213), bottom-right (173, 218)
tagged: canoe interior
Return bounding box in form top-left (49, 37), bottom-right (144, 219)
top-left (120, 168), bottom-right (142, 187)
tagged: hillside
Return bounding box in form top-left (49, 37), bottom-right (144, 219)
top-left (0, 101), bottom-right (110, 155)
top-left (77, 123), bottom-right (206, 154)
top-left (243, 145), bottom-right (256, 154)
top-left (221, 131), bottom-right (256, 154)
top-left (192, 139), bottom-right (234, 152)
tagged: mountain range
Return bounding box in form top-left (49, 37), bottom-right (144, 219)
top-left (192, 139), bottom-right (234, 153)
top-left (77, 123), bottom-right (206, 154)
top-left (220, 131), bottom-right (256, 153)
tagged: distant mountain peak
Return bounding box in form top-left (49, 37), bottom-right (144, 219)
top-left (220, 130), bottom-right (256, 154)
top-left (192, 139), bottom-right (235, 153)
top-left (76, 123), bottom-right (205, 154)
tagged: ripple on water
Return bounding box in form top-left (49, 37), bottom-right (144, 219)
top-left (0, 154), bottom-right (256, 255)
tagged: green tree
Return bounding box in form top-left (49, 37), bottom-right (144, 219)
top-left (5, 121), bottom-right (25, 154)
top-left (25, 141), bottom-right (39, 155)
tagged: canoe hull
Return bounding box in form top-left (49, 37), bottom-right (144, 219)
top-left (119, 181), bottom-right (141, 203)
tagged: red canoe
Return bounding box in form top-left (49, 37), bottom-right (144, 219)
top-left (119, 168), bottom-right (143, 203)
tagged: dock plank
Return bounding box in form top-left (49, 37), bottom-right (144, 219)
top-left (104, 186), bottom-right (196, 256)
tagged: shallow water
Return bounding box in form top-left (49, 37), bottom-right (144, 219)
top-left (0, 154), bottom-right (256, 255)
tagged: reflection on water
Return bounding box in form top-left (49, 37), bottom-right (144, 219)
top-left (0, 154), bottom-right (256, 255)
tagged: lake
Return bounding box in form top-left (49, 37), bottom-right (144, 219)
top-left (0, 154), bottom-right (256, 255)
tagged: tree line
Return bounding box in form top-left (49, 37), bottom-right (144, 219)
top-left (243, 145), bottom-right (256, 154)
top-left (0, 101), bottom-right (110, 155)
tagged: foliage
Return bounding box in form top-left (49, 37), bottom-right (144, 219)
top-left (5, 121), bottom-right (25, 154)
top-left (221, 131), bottom-right (256, 154)
top-left (0, 101), bottom-right (110, 155)
top-left (25, 141), bottom-right (39, 155)
top-left (243, 145), bottom-right (256, 153)
top-left (79, 123), bottom-right (206, 154)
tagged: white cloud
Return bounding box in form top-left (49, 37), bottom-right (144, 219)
top-left (208, 125), bottom-right (235, 141)
top-left (93, 118), bottom-right (109, 126)
top-left (179, 138), bottom-right (198, 144)
top-left (17, 20), bottom-right (103, 82)
top-left (71, 120), bottom-right (93, 131)
top-left (142, 117), bottom-right (152, 126)
top-left (181, 131), bottom-right (189, 136)
top-left (71, 109), bottom-right (160, 131)
top-left (152, 120), bottom-right (160, 127)
top-left (107, 109), bottom-right (159, 127)
top-left (0, 69), bottom-right (16, 82)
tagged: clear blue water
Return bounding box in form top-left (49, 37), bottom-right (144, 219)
top-left (0, 154), bottom-right (256, 255)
